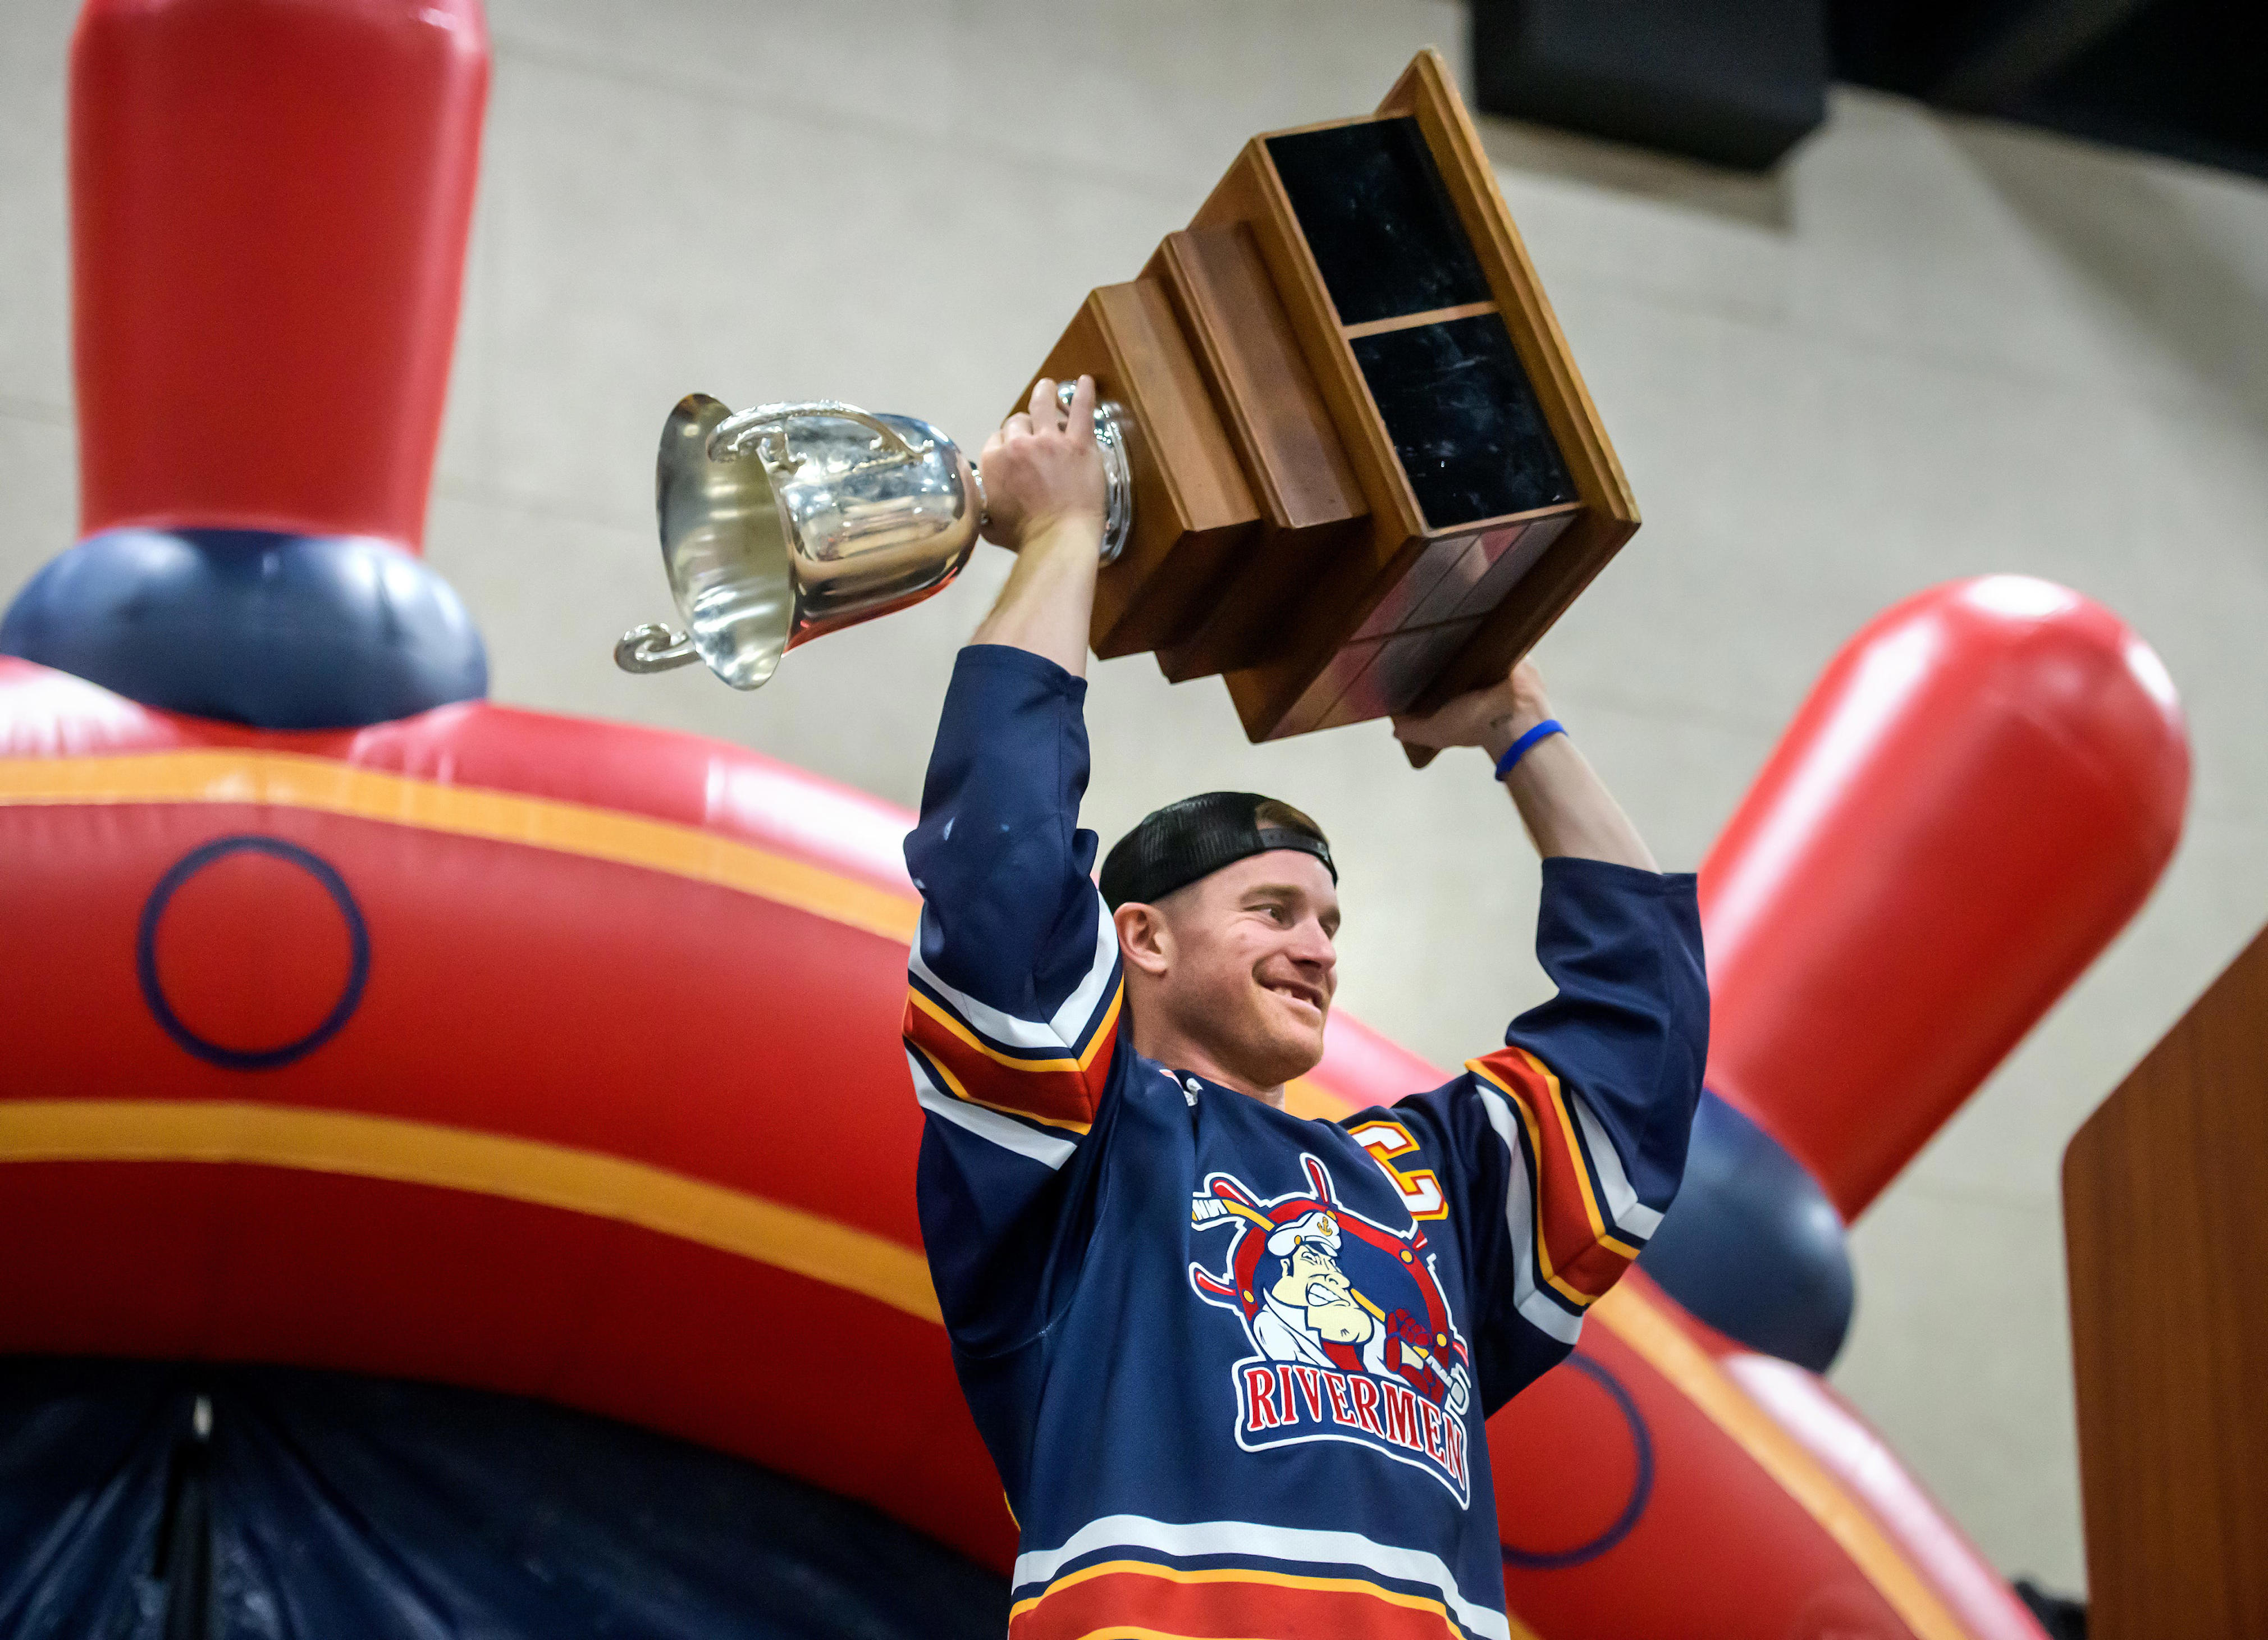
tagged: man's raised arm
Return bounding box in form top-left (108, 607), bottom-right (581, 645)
top-left (1386, 660), bottom-right (1706, 1410)
top-left (899, 377), bottom-right (1118, 1351)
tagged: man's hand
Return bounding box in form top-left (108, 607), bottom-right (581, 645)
top-left (979, 376), bottom-right (1105, 554)
top-left (966, 376), bottom-right (1106, 676)
top-left (1393, 658), bottom-right (1658, 871)
top-left (1391, 659), bottom-right (1553, 765)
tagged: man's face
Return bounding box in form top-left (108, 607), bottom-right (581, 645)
top-left (1272, 1239), bottom-right (1371, 1343)
top-left (1124, 850), bottom-right (1339, 1089)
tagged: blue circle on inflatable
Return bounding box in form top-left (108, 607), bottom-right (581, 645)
top-left (1497, 1354), bottom-right (1654, 1570)
top-left (136, 835), bottom-right (370, 1071)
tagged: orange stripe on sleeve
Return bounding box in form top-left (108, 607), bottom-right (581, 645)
top-left (903, 985), bottom-right (1120, 1134)
top-left (1470, 1050), bottom-right (1629, 1308)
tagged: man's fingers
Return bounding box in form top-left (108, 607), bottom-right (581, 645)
top-left (1002, 412), bottom-right (1033, 441)
top-left (1028, 378), bottom-right (1059, 431)
top-left (1064, 374), bottom-right (1098, 444)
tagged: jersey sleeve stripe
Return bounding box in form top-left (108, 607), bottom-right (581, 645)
top-left (907, 1048), bottom-right (1077, 1170)
top-left (907, 896), bottom-right (1121, 1054)
top-left (906, 978), bottom-right (1121, 1073)
top-left (1470, 1054), bottom-right (1629, 1303)
top-left (1471, 1083), bottom-right (1586, 1346)
top-left (901, 1020), bottom-right (1104, 1136)
top-left (1566, 1087), bottom-right (1663, 1241)
top-left (904, 984), bottom-right (1119, 1132)
top-left (1475, 1066), bottom-right (1627, 1310)
top-left (1474, 1048), bottom-right (1659, 1257)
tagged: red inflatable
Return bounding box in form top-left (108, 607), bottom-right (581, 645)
top-left (1700, 575), bottom-right (2189, 1216)
top-left (0, 654), bottom-right (2048, 1639)
top-left (71, 0), bottom-right (487, 548)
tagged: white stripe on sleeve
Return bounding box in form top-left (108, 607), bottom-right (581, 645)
top-left (1569, 1088), bottom-right (1663, 1242)
top-left (908, 895), bottom-right (1118, 1055)
top-left (906, 1050), bottom-right (1077, 1170)
top-left (1475, 1084), bottom-right (1586, 1346)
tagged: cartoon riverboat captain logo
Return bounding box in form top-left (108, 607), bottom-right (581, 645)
top-left (1189, 1154), bottom-right (1475, 1506)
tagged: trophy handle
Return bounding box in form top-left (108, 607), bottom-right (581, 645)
top-left (706, 400), bottom-right (932, 477)
top-left (614, 622), bottom-right (701, 673)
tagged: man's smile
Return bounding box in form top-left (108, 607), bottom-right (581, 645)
top-left (1261, 976), bottom-right (1328, 1017)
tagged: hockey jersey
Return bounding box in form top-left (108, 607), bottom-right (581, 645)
top-left (902, 645), bottom-right (1708, 1640)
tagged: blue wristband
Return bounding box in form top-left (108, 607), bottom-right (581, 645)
top-left (1493, 719), bottom-right (1565, 781)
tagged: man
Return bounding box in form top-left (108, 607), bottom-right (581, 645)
top-left (902, 377), bottom-right (1707, 1640)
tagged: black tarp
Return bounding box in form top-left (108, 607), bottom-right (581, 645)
top-left (0, 1359), bottom-right (1006, 1639)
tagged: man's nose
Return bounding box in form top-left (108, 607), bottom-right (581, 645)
top-left (1291, 918), bottom-right (1337, 970)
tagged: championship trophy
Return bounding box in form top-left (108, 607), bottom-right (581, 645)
top-left (619, 51), bottom-right (1638, 757)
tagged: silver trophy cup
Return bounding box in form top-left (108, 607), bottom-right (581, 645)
top-left (616, 389), bottom-right (1131, 690)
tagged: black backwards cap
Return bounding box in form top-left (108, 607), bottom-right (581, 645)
top-left (1100, 792), bottom-right (1336, 911)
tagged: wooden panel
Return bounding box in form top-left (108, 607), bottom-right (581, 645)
top-left (2064, 924), bottom-right (2268, 1640)
top-left (1380, 49), bottom-right (1642, 721)
top-left (1022, 283), bottom-right (1259, 659)
top-left (1189, 141), bottom-right (1427, 731)
top-left (1153, 225), bottom-right (1365, 532)
top-left (1147, 223), bottom-right (1370, 681)
top-left (1190, 141), bottom-right (1420, 543)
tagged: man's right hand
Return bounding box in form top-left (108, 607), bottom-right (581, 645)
top-left (966, 376), bottom-right (1107, 676)
top-left (979, 376), bottom-right (1106, 554)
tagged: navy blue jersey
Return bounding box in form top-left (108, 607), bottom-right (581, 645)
top-left (902, 646), bottom-right (1707, 1640)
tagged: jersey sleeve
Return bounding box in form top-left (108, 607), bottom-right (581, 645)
top-left (900, 644), bottom-right (1126, 1351)
top-left (1388, 856), bottom-right (1708, 1414)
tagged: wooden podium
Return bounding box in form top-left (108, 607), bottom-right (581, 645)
top-left (1022, 51), bottom-right (1638, 744)
top-left (2064, 924), bottom-right (2268, 1638)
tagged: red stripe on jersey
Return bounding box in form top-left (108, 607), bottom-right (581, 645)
top-left (1470, 1048), bottom-right (1620, 1307)
top-left (904, 984), bottom-right (1120, 1134)
top-left (1009, 1561), bottom-right (1476, 1639)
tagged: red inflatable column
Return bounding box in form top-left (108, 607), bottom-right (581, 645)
top-left (70, 0), bottom-right (489, 550)
top-left (1699, 576), bottom-right (2188, 1218)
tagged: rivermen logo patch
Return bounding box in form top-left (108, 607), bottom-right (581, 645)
top-left (1188, 1154), bottom-right (1475, 1506)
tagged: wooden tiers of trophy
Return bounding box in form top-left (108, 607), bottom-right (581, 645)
top-left (1022, 51), bottom-right (1639, 748)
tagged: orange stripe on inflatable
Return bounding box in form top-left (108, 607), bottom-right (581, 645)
top-left (0, 751), bottom-right (920, 943)
top-left (0, 1100), bottom-right (941, 1326)
top-left (1591, 1283), bottom-right (1968, 1640)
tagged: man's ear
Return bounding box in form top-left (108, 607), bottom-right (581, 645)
top-left (1114, 902), bottom-right (1172, 978)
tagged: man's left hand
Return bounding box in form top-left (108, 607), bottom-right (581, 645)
top-left (1391, 659), bottom-right (1552, 764)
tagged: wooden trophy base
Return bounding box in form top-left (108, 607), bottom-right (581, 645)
top-left (1021, 51), bottom-right (1639, 747)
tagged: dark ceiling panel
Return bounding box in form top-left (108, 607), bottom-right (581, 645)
top-left (1471, 0), bottom-right (2267, 181)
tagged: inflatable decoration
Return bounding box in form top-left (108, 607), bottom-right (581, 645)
top-left (0, 1), bottom-right (2188, 1636)
top-left (1641, 574), bottom-right (2190, 1369)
